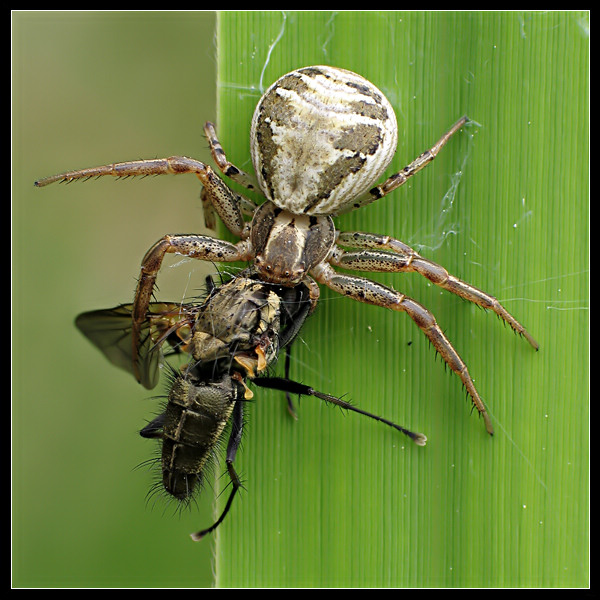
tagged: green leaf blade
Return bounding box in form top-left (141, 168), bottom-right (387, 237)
top-left (214, 11), bottom-right (588, 588)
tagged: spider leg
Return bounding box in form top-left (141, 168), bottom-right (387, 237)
top-left (35, 156), bottom-right (250, 238)
top-left (200, 187), bottom-right (218, 231)
top-left (34, 155), bottom-right (211, 187)
top-left (311, 262), bottom-right (494, 435)
top-left (204, 121), bottom-right (261, 193)
top-left (348, 116), bottom-right (469, 212)
top-left (131, 234), bottom-right (253, 383)
top-left (333, 232), bottom-right (538, 349)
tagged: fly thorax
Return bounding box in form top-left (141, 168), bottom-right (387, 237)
top-left (189, 331), bottom-right (230, 363)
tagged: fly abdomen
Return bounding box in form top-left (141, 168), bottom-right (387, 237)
top-left (161, 374), bottom-right (238, 500)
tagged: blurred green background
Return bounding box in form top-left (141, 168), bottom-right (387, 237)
top-left (13, 11), bottom-right (588, 588)
top-left (13, 11), bottom-right (218, 587)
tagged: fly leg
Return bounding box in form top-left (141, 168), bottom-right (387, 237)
top-left (312, 262), bottom-right (494, 435)
top-left (283, 347), bottom-right (297, 420)
top-left (254, 377), bottom-right (427, 445)
top-left (139, 413), bottom-right (166, 439)
top-left (277, 275), bottom-right (320, 419)
top-left (190, 401), bottom-right (244, 541)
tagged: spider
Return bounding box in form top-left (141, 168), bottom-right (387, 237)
top-left (36, 65), bottom-right (538, 435)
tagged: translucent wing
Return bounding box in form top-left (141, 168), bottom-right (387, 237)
top-left (75, 302), bottom-right (198, 389)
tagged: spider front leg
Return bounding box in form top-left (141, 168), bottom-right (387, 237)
top-left (131, 234), bottom-right (253, 383)
top-left (333, 231), bottom-right (538, 349)
top-left (311, 262), bottom-right (494, 435)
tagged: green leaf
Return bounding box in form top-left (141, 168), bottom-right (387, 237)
top-left (213, 11), bottom-right (589, 587)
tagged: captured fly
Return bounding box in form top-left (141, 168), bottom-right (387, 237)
top-left (76, 269), bottom-right (426, 540)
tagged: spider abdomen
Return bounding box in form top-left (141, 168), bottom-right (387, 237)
top-left (250, 65), bottom-right (398, 216)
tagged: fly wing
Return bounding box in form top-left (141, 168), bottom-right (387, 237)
top-left (75, 302), bottom-right (197, 389)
